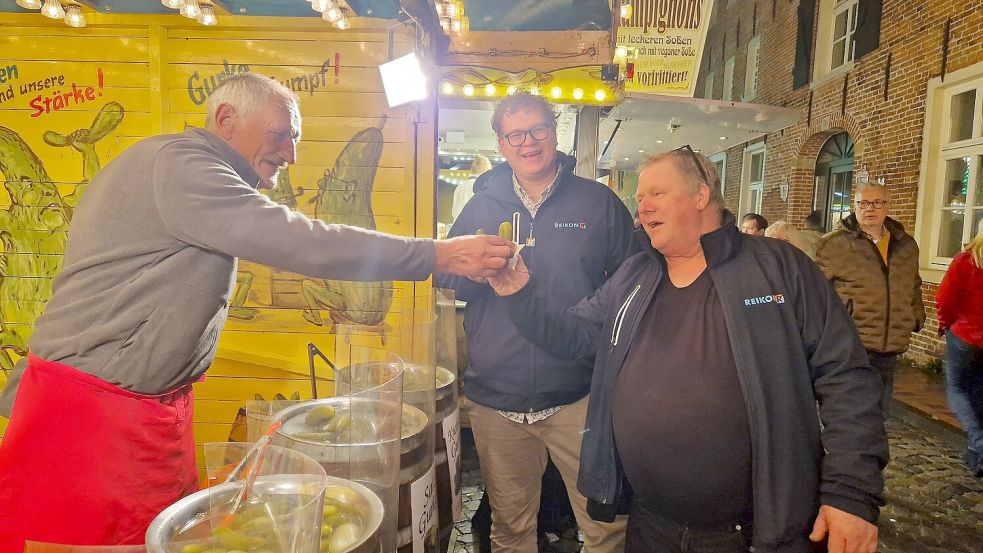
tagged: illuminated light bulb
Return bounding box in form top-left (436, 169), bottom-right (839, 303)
top-left (572, 88), bottom-right (584, 100)
top-left (484, 84), bottom-right (496, 96)
top-left (41, 0), bottom-right (64, 19)
top-left (180, 0), bottom-right (201, 19)
top-left (443, 2), bottom-right (458, 18)
top-left (16, 0), bottom-right (43, 9)
top-left (450, 18), bottom-right (463, 34)
top-left (550, 86), bottom-right (562, 99)
top-left (311, 0), bottom-right (330, 12)
top-left (529, 87), bottom-right (540, 96)
top-left (335, 16), bottom-right (350, 29)
top-left (462, 84), bottom-right (474, 96)
top-left (198, 3), bottom-right (217, 25)
top-left (441, 82), bottom-right (454, 94)
top-left (64, 4), bottom-right (85, 27)
top-left (161, 0), bottom-right (182, 8)
top-left (615, 46), bottom-right (628, 58)
top-left (593, 89), bottom-right (607, 101)
top-left (507, 85), bottom-right (517, 95)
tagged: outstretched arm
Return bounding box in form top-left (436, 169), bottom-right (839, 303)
top-left (490, 255), bottom-right (610, 361)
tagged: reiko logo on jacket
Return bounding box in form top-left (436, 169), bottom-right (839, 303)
top-left (744, 293), bottom-right (785, 306)
top-left (554, 221), bottom-right (587, 230)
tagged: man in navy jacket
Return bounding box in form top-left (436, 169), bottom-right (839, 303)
top-left (437, 92), bottom-right (633, 553)
top-left (487, 147), bottom-right (887, 553)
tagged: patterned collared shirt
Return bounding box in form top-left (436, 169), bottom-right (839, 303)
top-left (496, 165), bottom-right (566, 424)
top-left (511, 167), bottom-right (561, 218)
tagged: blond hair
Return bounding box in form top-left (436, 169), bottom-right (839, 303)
top-left (638, 148), bottom-right (725, 212)
top-left (764, 220), bottom-right (795, 240)
top-left (471, 154), bottom-right (492, 175)
top-left (968, 217), bottom-right (983, 268)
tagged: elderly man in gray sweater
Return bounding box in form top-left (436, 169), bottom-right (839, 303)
top-left (0, 72), bottom-right (511, 550)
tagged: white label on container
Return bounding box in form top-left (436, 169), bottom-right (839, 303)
top-left (411, 462), bottom-right (437, 553)
top-left (442, 407), bottom-right (462, 522)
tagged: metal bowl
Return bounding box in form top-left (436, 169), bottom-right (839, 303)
top-left (274, 397), bottom-right (429, 463)
top-left (146, 475), bottom-right (384, 553)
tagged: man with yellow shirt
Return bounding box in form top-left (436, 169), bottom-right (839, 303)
top-left (816, 182), bottom-right (926, 416)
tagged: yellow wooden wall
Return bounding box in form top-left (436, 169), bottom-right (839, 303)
top-left (0, 13), bottom-right (438, 463)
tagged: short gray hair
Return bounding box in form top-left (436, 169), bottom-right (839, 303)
top-left (856, 181), bottom-right (889, 198)
top-left (638, 148), bottom-right (725, 211)
top-left (206, 72), bottom-right (299, 130)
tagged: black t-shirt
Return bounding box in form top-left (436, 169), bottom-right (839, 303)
top-left (612, 270), bottom-right (753, 526)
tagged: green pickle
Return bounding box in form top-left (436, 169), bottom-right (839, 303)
top-left (498, 221), bottom-right (512, 240)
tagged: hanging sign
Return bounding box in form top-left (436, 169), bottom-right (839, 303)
top-left (618, 0), bottom-right (715, 96)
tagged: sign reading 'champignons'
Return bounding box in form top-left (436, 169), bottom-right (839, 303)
top-left (618, 0), bottom-right (714, 96)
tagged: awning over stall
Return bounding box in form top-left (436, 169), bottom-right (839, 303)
top-left (598, 93), bottom-right (802, 170)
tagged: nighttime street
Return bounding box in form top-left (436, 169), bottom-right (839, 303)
top-left (452, 413), bottom-right (983, 553)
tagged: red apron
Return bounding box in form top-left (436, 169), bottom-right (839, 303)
top-left (0, 355), bottom-right (198, 550)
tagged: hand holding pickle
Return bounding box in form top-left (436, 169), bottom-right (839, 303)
top-left (434, 234), bottom-right (514, 278)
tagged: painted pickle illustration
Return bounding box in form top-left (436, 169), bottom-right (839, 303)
top-left (0, 103), bottom-right (124, 376)
top-left (228, 169), bottom-right (303, 320)
top-left (302, 116), bottom-right (393, 328)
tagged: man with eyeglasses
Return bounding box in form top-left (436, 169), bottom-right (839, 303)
top-left (816, 182), bottom-right (926, 416)
top-left (437, 91), bottom-right (633, 553)
top-left (486, 146), bottom-right (887, 553)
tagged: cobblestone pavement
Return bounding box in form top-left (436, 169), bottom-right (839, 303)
top-left (450, 416), bottom-right (983, 553)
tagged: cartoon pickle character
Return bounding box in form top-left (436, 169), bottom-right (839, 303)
top-left (0, 127), bottom-right (71, 373)
top-left (228, 169), bottom-right (304, 320)
top-left (301, 116), bottom-right (393, 328)
top-left (43, 101), bottom-right (124, 212)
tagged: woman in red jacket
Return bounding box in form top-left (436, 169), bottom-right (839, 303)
top-left (937, 218), bottom-right (983, 477)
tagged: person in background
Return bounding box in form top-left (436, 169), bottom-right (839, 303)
top-left (740, 212), bottom-right (768, 235)
top-left (486, 145), bottom-right (887, 553)
top-left (798, 210), bottom-right (825, 259)
top-left (0, 72), bottom-right (511, 551)
top-left (438, 91), bottom-right (633, 553)
top-left (816, 182), bottom-right (925, 417)
top-left (452, 153), bottom-right (493, 221)
top-left (936, 218), bottom-right (983, 477)
top-left (765, 220), bottom-right (816, 260)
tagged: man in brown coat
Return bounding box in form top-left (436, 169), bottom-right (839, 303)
top-left (816, 182), bottom-right (926, 416)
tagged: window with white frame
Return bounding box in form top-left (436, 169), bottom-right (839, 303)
top-left (744, 36), bottom-right (760, 101)
top-left (829, 0), bottom-right (858, 71)
top-left (740, 144), bottom-right (765, 216)
top-left (705, 71), bottom-right (715, 99)
top-left (723, 56), bottom-right (735, 101)
top-left (812, 0), bottom-right (861, 84)
top-left (709, 152), bottom-right (727, 194)
top-left (915, 62), bottom-right (983, 274)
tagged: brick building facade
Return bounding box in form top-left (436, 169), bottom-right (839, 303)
top-left (697, 0), bottom-right (983, 361)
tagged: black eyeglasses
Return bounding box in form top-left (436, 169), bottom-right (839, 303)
top-left (500, 123), bottom-right (555, 147)
top-left (671, 145), bottom-right (711, 187)
top-left (856, 199), bottom-right (889, 210)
